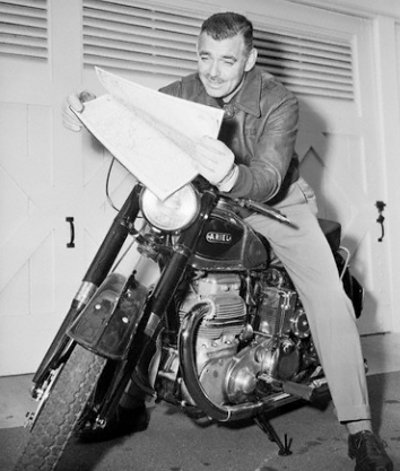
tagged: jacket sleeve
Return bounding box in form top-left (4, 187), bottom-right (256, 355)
top-left (228, 92), bottom-right (299, 202)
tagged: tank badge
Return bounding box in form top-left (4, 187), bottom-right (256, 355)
top-left (206, 232), bottom-right (232, 244)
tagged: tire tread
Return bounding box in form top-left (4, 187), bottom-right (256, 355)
top-left (14, 345), bottom-right (106, 471)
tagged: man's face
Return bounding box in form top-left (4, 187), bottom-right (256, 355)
top-left (197, 32), bottom-right (255, 102)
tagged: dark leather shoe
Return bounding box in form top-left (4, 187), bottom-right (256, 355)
top-left (77, 403), bottom-right (149, 443)
top-left (348, 430), bottom-right (393, 471)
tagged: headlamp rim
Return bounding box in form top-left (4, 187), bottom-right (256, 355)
top-left (140, 183), bottom-right (200, 232)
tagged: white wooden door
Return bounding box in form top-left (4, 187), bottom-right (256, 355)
top-left (0, 1), bottom-right (137, 376)
top-left (289, 16), bottom-right (392, 334)
top-left (235, 0), bottom-right (393, 335)
top-left (0, 2), bottom-right (86, 375)
top-left (0, 100), bottom-right (85, 375)
top-left (0, 0), bottom-right (394, 376)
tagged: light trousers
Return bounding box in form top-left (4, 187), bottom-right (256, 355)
top-left (245, 177), bottom-right (370, 422)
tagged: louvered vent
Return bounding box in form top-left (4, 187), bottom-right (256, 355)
top-left (0, 0), bottom-right (48, 60)
top-left (83, 0), bottom-right (202, 76)
top-left (82, 0), bottom-right (354, 100)
top-left (254, 28), bottom-right (354, 100)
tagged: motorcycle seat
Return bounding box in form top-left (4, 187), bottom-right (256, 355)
top-left (318, 218), bottom-right (341, 253)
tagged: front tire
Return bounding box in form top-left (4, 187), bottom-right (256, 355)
top-left (14, 345), bottom-right (107, 471)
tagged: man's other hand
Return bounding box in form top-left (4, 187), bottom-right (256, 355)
top-left (62, 91), bottom-right (96, 132)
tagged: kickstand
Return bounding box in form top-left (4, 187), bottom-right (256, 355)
top-left (255, 416), bottom-right (293, 456)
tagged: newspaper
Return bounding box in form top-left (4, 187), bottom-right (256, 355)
top-left (74, 68), bottom-right (224, 200)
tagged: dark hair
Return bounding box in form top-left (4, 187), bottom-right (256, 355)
top-left (200, 12), bottom-right (254, 54)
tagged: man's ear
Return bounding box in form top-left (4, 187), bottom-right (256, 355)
top-left (244, 48), bottom-right (258, 72)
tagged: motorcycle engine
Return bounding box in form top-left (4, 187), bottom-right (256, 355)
top-left (158, 269), bottom-right (316, 407)
top-left (225, 274), bottom-right (313, 404)
top-left (177, 273), bottom-right (246, 405)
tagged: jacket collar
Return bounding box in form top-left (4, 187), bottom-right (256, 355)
top-left (192, 67), bottom-right (262, 118)
top-left (232, 66), bottom-right (262, 118)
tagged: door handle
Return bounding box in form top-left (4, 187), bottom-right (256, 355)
top-left (66, 216), bottom-right (75, 248)
top-left (375, 201), bottom-right (386, 242)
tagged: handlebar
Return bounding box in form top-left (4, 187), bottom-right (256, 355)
top-left (233, 197), bottom-right (292, 225)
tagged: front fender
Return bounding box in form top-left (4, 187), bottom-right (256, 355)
top-left (68, 273), bottom-right (148, 360)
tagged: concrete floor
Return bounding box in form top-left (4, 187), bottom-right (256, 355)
top-left (1, 333), bottom-right (400, 471)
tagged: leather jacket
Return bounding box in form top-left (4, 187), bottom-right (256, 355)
top-left (160, 66), bottom-right (299, 204)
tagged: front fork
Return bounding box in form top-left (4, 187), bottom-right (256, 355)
top-left (32, 184), bottom-right (142, 392)
top-left (94, 188), bottom-right (219, 421)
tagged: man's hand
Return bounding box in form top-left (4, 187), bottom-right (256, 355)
top-left (195, 136), bottom-right (236, 188)
top-left (62, 91), bottom-right (96, 132)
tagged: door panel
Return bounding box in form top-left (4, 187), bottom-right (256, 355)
top-left (297, 69), bottom-right (391, 333)
top-left (0, 102), bottom-right (82, 375)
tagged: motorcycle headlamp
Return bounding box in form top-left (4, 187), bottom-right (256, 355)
top-left (140, 184), bottom-right (200, 232)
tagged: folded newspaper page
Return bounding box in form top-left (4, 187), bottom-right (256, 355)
top-left (74, 68), bottom-right (224, 200)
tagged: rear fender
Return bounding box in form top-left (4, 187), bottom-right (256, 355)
top-left (343, 270), bottom-right (364, 319)
top-left (68, 273), bottom-right (148, 360)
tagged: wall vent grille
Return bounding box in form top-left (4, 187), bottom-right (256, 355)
top-left (83, 0), bottom-right (202, 76)
top-left (0, 0), bottom-right (48, 60)
top-left (254, 28), bottom-right (354, 100)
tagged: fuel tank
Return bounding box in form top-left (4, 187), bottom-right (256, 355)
top-left (191, 200), bottom-right (269, 271)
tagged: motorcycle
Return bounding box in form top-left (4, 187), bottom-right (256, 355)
top-left (14, 171), bottom-right (363, 471)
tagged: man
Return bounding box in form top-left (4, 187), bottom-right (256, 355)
top-left (63, 12), bottom-right (393, 471)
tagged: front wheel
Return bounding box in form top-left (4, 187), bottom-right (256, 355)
top-left (14, 345), bottom-right (107, 471)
